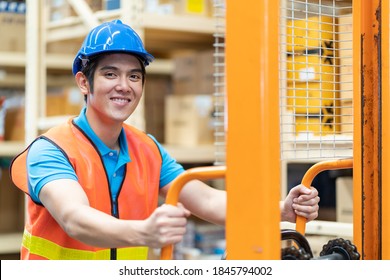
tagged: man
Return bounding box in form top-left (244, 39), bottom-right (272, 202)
top-left (10, 20), bottom-right (319, 260)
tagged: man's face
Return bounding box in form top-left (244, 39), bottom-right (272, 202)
top-left (85, 53), bottom-right (144, 125)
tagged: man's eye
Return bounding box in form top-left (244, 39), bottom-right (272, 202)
top-left (130, 74), bottom-right (142, 81)
top-left (105, 72), bottom-right (116, 78)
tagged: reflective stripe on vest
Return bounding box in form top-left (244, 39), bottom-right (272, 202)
top-left (22, 229), bottom-right (148, 260)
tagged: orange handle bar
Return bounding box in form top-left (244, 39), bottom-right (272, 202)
top-left (295, 158), bottom-right (353, 235)
top-left (160, 165), bottom-right (226, 260)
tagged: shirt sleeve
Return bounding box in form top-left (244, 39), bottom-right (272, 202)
top-left (27, 138), bottom-right (78, 203)
top-left (147, 134), bottom-right (185, 187)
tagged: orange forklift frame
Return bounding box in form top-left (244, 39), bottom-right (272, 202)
top-left (223, 0), bottom-right (390, 260)
top-left (161, 0), bottom-right (390, 260)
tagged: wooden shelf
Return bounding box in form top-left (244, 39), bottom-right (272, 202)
top-left (46, 11), bottom-right (215, 42)
top-left (163, 144), bottom-right (215, 164)
top-left (0, 232), bottom-right (22, 254)
top-left (0, 52), bottom-right (26, 68)
top-left (0, 141), bottom-right (25, 157)
top-left (143, 13), bottom-right (216, 34)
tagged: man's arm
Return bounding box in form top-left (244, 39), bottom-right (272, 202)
top-left (39, 178), bottom-right (189, 248)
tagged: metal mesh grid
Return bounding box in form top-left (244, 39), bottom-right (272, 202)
top-left (212, 0), bottom-right (353, 164)
top-left (279, 0), bottom-right (353, 161)
top-left (213, 0), bottom-right (226, 166)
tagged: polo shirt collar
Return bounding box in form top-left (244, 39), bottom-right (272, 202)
top-left (73, 107), bottom-right (131, 162)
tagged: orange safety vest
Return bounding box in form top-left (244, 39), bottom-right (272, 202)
top-left (10, 118), bottom-right (162, 260)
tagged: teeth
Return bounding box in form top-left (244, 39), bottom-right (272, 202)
top-left (112, 98), bottom-right (130, 103)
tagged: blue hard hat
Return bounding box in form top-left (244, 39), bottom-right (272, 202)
top-left (72, 19), bottom-right (154, 75)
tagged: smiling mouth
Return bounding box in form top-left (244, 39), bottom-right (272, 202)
top-left (111, 97), bottom-right (131, 103)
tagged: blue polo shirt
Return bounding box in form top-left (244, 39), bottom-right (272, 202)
top-left (26, 107), bottom-right (185, 204)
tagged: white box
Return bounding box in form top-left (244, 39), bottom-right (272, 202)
top-left (336, 177), bottom-right (353, 223)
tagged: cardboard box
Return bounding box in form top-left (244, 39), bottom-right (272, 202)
top-left (49, 0), bottom-right (102, 21)
top-left (0, 167), bottom-right (25, 232)
top-left (172, 49), bottom-right (214, 95)
top-left (172, 50), bottom-right (199, 95)
top-left (4, 106), bottom-right (24, 141)
top-left (47, 40), bottom-right (82, 54)
top-left (159, 0), bottom-right (210, 17)
top-left (165, 94), bottom-right (214, 146)
top-left (198, 49), bottom-right (214, 94)
top-left (144, 75), bottom-right (172, 142)
top-left (0, 12), bottom-right (25, 52)
top-left (47, 86), bottom-right (84, 117)
top-left (336, 177), bottom-right (353, 223)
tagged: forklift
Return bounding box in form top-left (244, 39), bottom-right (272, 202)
top-left (161, 0), bottom-right (389, 260)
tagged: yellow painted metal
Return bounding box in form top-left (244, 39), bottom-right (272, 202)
top-left (160, 166), bottom-right (226, 260)
top-left (381, 0), bottom-right (390, 260)
top-left (295, 158), bottom-right (353, 235)
top-left (225, 0), bottom-right (280, 259)
top-left (355, 0), bottom-right (381, 260)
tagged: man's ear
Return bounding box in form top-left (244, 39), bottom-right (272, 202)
top-left (75, 72), bottom-right (90, 95)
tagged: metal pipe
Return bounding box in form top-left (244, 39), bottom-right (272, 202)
top-left (295, 158), bottom-right (353, 235)
top-left (160, 166), bottom-right (226, 260)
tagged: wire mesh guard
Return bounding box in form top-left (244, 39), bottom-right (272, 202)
top-left (213, 0), bottom-right (226, 166)
top-left (279, 0), bottom-right (353, 160)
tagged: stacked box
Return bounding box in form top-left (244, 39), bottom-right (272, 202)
top-left (49, 0), bottom-right (102, 21)
top-left (0, 12), bottom-right (25, 52)
top-left (2, 94), bottom-right (25, 141)
top-left (47, 40), bottom-right (82, 55)
top-left (287, 16), bottom-right (340, 135)
top-left (172, 51), bottom-right (199, 95)
top-left (158, 0), bottom-right (212, 17)
top-left (144, 75), bottom-right (172, 143)
top-left (46, 86), bottom-right (84, 117)
top-left (4, 106), bottom-right (24, 141)
top-left (197, 49), bottom-right (215, 94)
top-left (49, 0), bottom-right (73, 21)
top-left (165, 94), bottom-right (214, 147)
top-left (0, 166), bottom-right (25, 232)
top-left (172, 49), bottom-right (214, 95)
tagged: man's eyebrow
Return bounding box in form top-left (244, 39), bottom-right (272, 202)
top-left (98, 65), bottom-right (118, 71)
top-left (98, 65), bottom-right (143, 73)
